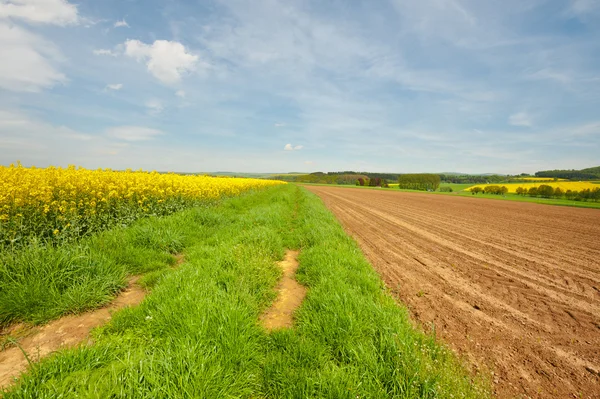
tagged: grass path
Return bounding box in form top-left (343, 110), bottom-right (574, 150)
top-left (2, 185), bottom-right (490, 398)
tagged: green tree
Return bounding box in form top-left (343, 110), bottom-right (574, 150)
top-left (538, 185), bottom-right (554, 198)
top-left (528, 187), bottom-right (538, 197)
top-left (553, 187), bottom-right (564, 199)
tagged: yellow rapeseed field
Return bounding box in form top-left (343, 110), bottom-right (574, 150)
top-left (514, 177), bottom-right (566, 181)
top-left (0, 163), bottom-right (285, 246)
top-left (467, 181), bottom-right (598, 193)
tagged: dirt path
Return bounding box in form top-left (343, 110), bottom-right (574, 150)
top-left (261, 250), bottom-right (306, 330)
top-left (306, 186), bottom-right (600, 399)
top-left (0, 278), bottom-right (146, 389)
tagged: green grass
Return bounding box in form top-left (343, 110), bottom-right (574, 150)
top-left (0, 206), bottom-right (208, 327)
top-left (2, 185), bottom-right (490, 398)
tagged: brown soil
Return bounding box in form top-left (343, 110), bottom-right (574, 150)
top-left (261, 250), bottom-right (306, 330)
top-left (306, 186), bottom-right (600, 399)
top-left (0, 277), bottom-right (146, 389)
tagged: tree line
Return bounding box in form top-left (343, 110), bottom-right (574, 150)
top-left (397, 174), bottom-right (441, 191)
top-left (470, 186), bottom-right (508, 195)
top-left (516, 185), bottom-right (600, 202)
top-left (439, 174), bottom-right (506, 184)
top-left (535, 166), bottom-right (600, 180)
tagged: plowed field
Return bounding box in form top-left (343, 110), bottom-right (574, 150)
top-left (306, 186), bottom-right (600, 399)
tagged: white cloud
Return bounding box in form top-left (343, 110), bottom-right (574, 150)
top-left (509, 112), bottom-right (533, 127)
top-left (145, 99), bottom-right (164, 115)
top-left (93, 49), bottom-right (117, 57)
top-left (274, 123), bottom-right (285, 127)
top-left (106, 83), bottom-right (123, 90)
top-left (284, 144), bottom-right (303, 151)
top-left (114, 19), bottom-right (129, 28)
top-left (0, 22), bottom-right (66, 92)
top-left (175, 90), bottom-right (186, 98)
top-left (304, 161), bottom-right (314, 165)
top-left (124, 39), bottom-right (199, 84)
top-left (0, 0), bottom-right (78, 26)
top-left (106, 126), bottom-right (164, 142)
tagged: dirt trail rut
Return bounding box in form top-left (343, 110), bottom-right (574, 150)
top-left (306, 186), bottom-right (600, 399)
top-left (261, 250), bottom-right (306, 330)
top-left (0, 278), bottom-right (146, 389)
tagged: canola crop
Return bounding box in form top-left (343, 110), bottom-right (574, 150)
top-left (0, 163), bottom-right (285, 247)
top-left (467, 181), bottom-right (598, 193)
top-left (514, 177), bottom-right (566, 181)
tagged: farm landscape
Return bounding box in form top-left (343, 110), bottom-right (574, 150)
top-left (1, 164), bottom-right (599, 398)
top-left (2, 1), bottom-right (600, 398)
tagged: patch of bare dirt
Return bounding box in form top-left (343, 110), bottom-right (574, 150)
top-left (261, 250), bottom-right (306, 330)
top-left (306, 186), bottom-right (600, 399)
top-left (0, 277), bottom-right (146, 389)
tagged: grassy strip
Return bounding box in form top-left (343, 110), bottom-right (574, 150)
top-left (3, 185), bottom-right (490, 398)
top-left (298, 182), bottom-right (600, 209)
top-left (0, 203), bottom-right (214, 327)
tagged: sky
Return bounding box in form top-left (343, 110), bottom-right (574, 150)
top-left (0, 0), bottom-right (599, 174)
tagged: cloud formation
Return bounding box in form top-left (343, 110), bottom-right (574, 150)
top-left (106, 83), bottom-right (123, 90)
top-left (145, 99), bottom-right (164, 115)
top-left (0, 23), bottom-right (65, 92)
top-left (114, 19), bottom-right (128, 28)
top-left (0, 0), bottom-right (78, 25)
top-left (93, 49), bottom-right (117, 56)
top-left (124, 39), bottom-right (198, 84)
top-left (284, 144), bottom-right (303, 151)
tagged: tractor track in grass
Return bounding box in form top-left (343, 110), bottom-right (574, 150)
top-left (305, 185), bottom-right (600, 399)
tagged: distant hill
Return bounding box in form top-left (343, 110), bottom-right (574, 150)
top-left (581, 166), bottom-right (600, 174)
top-left (535, 166), bottom-right (600, 180)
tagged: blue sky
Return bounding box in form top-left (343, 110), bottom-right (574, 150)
top-left (0, 0), bottom-right (599, 174)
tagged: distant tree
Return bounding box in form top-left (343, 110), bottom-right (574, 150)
top-left (592, 187), bottom-right (600, 202)
top-left (579, 189), bottom-right (591, 202)
top-left (528, 187), bottom-right (538, 197)
top-left (500, 186), bottom-right (508, 195)
top-left (553, 187), bottom-right (564, 199)
top-left (538, 185), bottom-right (554, 198)
top-left (369, 177), bottom-right (382, 187)
top-left (398, 174), bottom-right (441, 191)
top-left (565, 190), bottom-right (576, 200)
top-left (484, 185), bottom-right (502, 195)
top-left (471, 187), bottom-right (483, 195)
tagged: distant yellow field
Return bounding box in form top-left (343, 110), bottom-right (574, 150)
top-left (467, 182), bottom-right (598, 193)
top-left (515, 177), bottom-right (566, 181)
